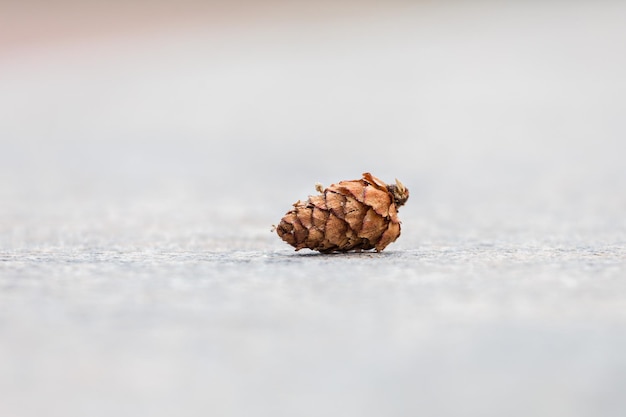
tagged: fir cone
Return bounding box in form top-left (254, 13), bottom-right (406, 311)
top-left (276, 172), bottom-right (409, 253)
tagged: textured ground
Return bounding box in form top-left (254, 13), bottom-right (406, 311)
top-left (1, 2), bottom-right (625, 416)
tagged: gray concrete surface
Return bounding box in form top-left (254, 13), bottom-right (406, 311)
top-left (1, 2), bottom-right (626, 416)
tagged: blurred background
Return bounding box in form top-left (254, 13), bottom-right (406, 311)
top-left (2, 0), bottom-right (626, 225)
top-left (1, 1), bottom-right (625, 416)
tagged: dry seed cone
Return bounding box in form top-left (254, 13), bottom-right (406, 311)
top-left (276, 172), bottom-right (409, 253)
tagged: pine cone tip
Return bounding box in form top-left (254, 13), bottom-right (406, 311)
top-left (388, 178), bottom-right (409, 207)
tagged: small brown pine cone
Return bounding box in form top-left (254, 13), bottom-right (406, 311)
top-left (276, 172), bottom-right (409, 253)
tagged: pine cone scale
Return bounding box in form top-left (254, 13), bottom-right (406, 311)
top-left (292, 215), bottom-right (308, 245)
top-left (334, 182), bottom-right (364, 202)
top-left (312, 207), bottom-right (329, 229)
top-left (358, 208), bottom-right (385, 241)
top-left (325, 213), bottom-right (348, 247)
top-left (343, 197), bottom-right (366, 231)
top-left (363, 186), bottom-right (392, 217)
top-left (307, 228), bottom-right (324, 248)
top-left (376, 221), bottom-right (401, 252)
top-left (308, 195), bottom-right (327, 210)
top-left (325, 191), bottom-right (347, 220)
top-left (293, 206), bottom-right (310, 229)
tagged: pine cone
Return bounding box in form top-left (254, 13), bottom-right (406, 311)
top-left (276, 172), bottom-right (409, 253)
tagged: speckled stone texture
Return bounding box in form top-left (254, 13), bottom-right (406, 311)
top-left (1, 2), bottom-right (625, 417)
